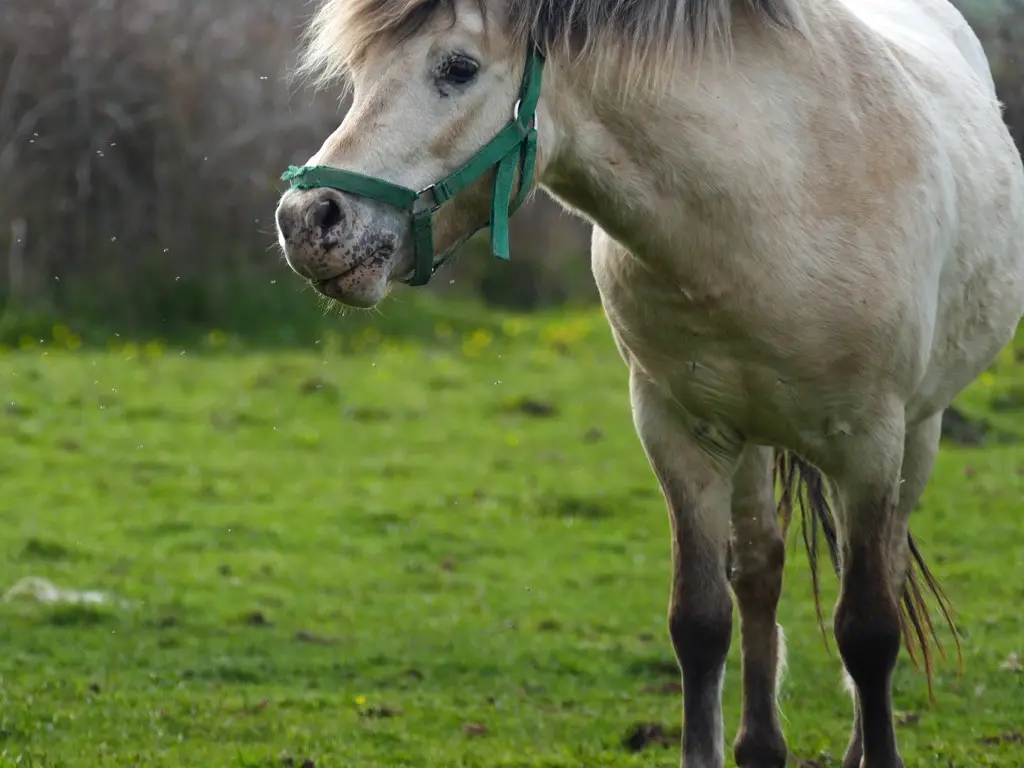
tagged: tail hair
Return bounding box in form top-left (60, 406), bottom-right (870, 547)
top-left (772, 448), bottom-right (962, 704)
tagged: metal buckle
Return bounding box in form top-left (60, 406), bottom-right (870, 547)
top-left (416, 183), bottom-right (444, 213)
top-left (512, 99), bottom-right (538, 137)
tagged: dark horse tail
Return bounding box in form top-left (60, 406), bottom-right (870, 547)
top-left (772, 448), bottom-right (962, 703)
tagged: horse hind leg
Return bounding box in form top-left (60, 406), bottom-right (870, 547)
top-left (839, 412), bottom-right (959, 768)
top-left (629, 370), bottom-right (741, 768)
top-left (730, 445), bottom-right (789, 768)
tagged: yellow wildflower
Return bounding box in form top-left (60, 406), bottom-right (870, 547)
top-left (143, 340), bottom-right (165, 358)
top-left (461, 328), bottom-right (493, 357)
top-left (205, 329), bottom-right (228, 347)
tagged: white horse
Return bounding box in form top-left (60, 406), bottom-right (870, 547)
top-left (273, 0), bottom-right (1024, 763)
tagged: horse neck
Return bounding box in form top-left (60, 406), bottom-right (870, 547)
top-left (534, 33), bottom-right (785, 268)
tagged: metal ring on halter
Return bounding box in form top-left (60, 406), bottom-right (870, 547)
top-left (416, 183), bottom-right (444, 212)
top-left (512, 99), bottom-right (538, 134)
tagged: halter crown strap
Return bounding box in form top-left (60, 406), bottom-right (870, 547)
top-left (281, 47), bottom-right (545, 287)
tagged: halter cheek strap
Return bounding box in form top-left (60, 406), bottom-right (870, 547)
top-left (280, 47), bottom-right (545, 287)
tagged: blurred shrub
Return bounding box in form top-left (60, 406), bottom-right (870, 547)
top-left (0, 0), bottom-right (591, 336)
top-left (0, 0), bottom-right (361, 337)
top-left (0, 0), bottom-right (1019, 339)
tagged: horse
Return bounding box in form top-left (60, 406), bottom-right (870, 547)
top-left (272, 0), bottom-right (1024, 762)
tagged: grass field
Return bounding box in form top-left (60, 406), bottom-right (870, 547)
top-left (1, 303), bottom-right (1022, 767)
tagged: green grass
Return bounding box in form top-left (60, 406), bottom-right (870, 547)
top-left (1, 307), bottom-right (1022, 767)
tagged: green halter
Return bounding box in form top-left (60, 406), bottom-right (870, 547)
top-left (280, 48), bottom-right (545, 286)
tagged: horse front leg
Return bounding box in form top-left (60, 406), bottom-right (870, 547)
top-left (730, 445), bottom-right (788, 768)
top-left (839, 413), bottom-right (944, 768)
top-left (832, 409), bottom-right (910, 768)
top-left (630, 370), bottom-right (742, 768)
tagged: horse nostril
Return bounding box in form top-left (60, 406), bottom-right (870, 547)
top-left (310, 195), bottom-right (343, 231)
top-left (276, 206), bottom-right (295, 241)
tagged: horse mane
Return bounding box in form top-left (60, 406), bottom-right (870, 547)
top-left (297, 0), bottom-right (805, 93)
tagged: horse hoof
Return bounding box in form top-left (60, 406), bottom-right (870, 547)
top-left (734, 731), bottom-right (788, 768)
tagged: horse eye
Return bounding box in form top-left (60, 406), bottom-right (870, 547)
top-left (441, 55), bottom-right (479, 85)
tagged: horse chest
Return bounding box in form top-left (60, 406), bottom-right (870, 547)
top-left (599, 266), bottom-right (864, 454)
top-left (603, 283), bottom-right (761, 420)
top-left (612, 313), bottom-right (861, 456)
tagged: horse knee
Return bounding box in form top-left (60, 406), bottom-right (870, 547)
top-left (731, 535), bottom-right (785, 608)
top-left (834, 552), bottom-right (902, 687)
top-left (669, 586), bottom-right (733, 680)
